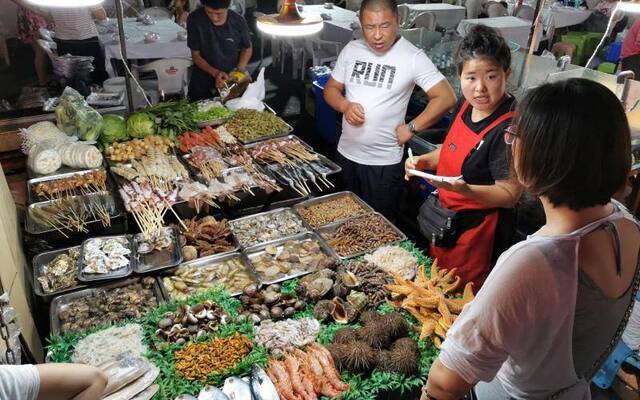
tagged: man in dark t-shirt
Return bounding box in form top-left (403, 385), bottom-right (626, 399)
top-left (187, 0), bottom-right (253, 101)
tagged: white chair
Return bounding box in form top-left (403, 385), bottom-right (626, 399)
top-left (279, 38), bottom-right (306, 79)
top-left (486, 2), bottom-right (508, 17)
top-left (254, 11), bottom-right (282, 65)
top-left (413, 12), bottom-right (437, 31)
top-left (513, 4), bottom-right (535, 20)
top-left (346, 0), bottom-right (362, 11)
top-left (141, 7), bottom-right (172, 19)
top-left (38, 28), bottom-right (55, 42)
top-left (400, 28), bottom-right (423, 47)
top-left (136, 58), bottom-right (192, 100)
top-left (401, 28), bottom-right (442, 48)
top-left (466, 0), bottom-right (488, 19)
top-left (301, 37), bottom-right (342, 78)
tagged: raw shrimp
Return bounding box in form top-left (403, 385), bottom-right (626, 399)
top-left (284, 354), bottom-right (316, 400)
top-left (268, 360), bottom-right (300, 400)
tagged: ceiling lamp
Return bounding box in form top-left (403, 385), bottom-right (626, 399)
top-left (257, 0), bottom-right (324, 37)
top-left (26, 0), bottom-right (104, 6)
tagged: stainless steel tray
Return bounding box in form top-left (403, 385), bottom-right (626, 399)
top-left (25, 191), bottom-right (123, 235)
top-left (229, 207), bottom-right (311, 248)
top-left (243, 134), bottom-right (314, 151)
top-left (77, 235), bottom-right (135, 282)
top-left (157, 252), bottom-right (258, 299)
top-left (243, 231), bottom-right (338, 285)
top-left (178, 219), bottom-right (240, 260)
top-left (49, 277), bottom-right (164, 336)
top-left (32, 246), bottom-right (86, 298)
top-left (293, 191), bottom-right (374, 228)
top-left (316, 212), bottom-right (407, 260)
top-left (27, 167), bottom-right (113, 204)
top-left (134, 226), bottom-right (183, 274)
top-left (27, 161), bottom-right (107, 180)
top-left (233, 103), bottom-right (294, 145)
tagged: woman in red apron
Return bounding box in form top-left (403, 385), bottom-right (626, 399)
top-left (406, 25), bottom-right (522, 290)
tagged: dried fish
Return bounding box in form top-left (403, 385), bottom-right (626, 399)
top-left (322, 214), bottom-right (403, 258)
top-left (230, 210), bottom-right (307, 248)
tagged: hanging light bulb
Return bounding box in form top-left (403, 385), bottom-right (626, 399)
top-left (257, 0), bottom-right (324, 37)
top-left (25, 0), bottom-right (104, 6)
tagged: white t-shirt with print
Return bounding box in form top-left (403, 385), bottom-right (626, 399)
top-left (331, 37), bottom-right (444, 166)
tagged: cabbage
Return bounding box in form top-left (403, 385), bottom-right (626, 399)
top-left (126, 112), bottom-right (155, 138)
top-left (55, 87), bottom-right (103, 141)
top-left (100, 114), bottom-right (128, 145)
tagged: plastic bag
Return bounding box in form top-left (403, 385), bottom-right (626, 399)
top-left (226, 68), bottom-right (266, 111)
top-left (100, 354), bottom-right (150, 396)
top-left (55, 87), bottom-right (103, 141)
top-left (103, 364), bottom-right (159, 400)
top-left (28, 141), bottom-right (62, 175)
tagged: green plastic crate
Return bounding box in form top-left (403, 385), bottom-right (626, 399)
top-left (598, 62), bottom-right (617, 74)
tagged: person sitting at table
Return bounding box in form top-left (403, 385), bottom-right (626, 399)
top-left (186, 0), bottom-right (252, 101)
top-left (405, 25), bottom-right (522, 290)
top-left (46, 5), bottom-right (108, 85)
top-left (423, 77), bottom-right (639, 400)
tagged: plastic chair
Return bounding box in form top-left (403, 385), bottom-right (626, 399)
top-left (413, 12), bottom-right (437, 31)
top-left (254, 11), bottom-right (281, 65)
top-left (486, 2), bottom-right (509, 17)
top-left (346, 0), bottom-right (362, 11)
top-left (398, 4), bottom-right (414, 28)
top-left (302, 37), bottom-right (342, 78)
top-left (136, 58), bottom-right (192, 100)
top-left (279, 38), bottom-right (306, 79)
top-left (401, 28), bottom-right (424, 47)
top-left (513, 4), bottom-right (535, 20)
top-left (141, 7), bottom-right (172, 19)
top-left (38, 28), bottom-right (55, 42)
top-left (551, 42), bottom-right (576, 60)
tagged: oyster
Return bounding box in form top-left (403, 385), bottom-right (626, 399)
top-left (332, 297), bottom-right (358, 324)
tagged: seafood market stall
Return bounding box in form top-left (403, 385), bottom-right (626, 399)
top-left (8, 86), bottom-right (465, 400)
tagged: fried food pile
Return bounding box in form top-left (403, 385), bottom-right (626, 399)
top-left (386, 259), bottom-right (475, 348)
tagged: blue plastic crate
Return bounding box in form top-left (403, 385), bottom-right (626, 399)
top-left (606, 41), bottom-right (623, 63)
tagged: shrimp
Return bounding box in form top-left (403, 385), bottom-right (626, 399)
top-left (268, 359), bottom-right (300, 400)
top-left (284, 354), bottom-right (316, 400)
top-left (307, 346), bottom-right (349, 392)
top-left (291, 351), bottom-right (318, 399)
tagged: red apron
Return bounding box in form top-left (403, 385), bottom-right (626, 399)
top-left (431, 101), bottom-right (514, 290)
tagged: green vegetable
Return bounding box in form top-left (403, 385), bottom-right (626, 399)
top-left (55, 87), bottom-right (104, 141)
top-left (126, 112), bottom-right (155, 138)
top-left (100, 114), bottom-right (128, 145)
top-left (142, 99), bottom-right (198, 140)
top-left (192, 105), bottom-right (234, 122)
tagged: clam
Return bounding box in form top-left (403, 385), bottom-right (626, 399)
top-left (263, 291), bottom-right (281, 305)
top-left (158, 318), bottom-right (173, 330)
top-left (243, 283), bottom-right (259, 297)
top-left (347, 291), bottom-right (369, 312)
top-left (313, 300), bottom-right (335, 322)
top-left (284, 307), bottom-right (296, 318)
top-left (332, 297), bottom-right (358, 324)
top-left (306, 277), bottom-right (333, 300)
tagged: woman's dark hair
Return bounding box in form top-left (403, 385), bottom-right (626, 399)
top-left (455, 25), bottom-right (511, 75)
top-left (360, 0), bottom-right (398, 16)
top-left (202, 0), bottom-right (231, 9)
top-left (514, 78), bottom-right (630, 210)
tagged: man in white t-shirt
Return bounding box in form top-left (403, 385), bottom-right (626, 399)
top-left (324, 0), bottom-right (456, 219)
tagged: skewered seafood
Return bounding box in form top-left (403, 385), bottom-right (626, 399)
top-left (110, 151), bottom-right (189, 187)
top-left (181, 216), bottom-right (236, 260)
top-left (250, 238), bottom-right (335, 283)
top-left (82, 236), bottom-right (132, 275)
top-left (36, 247), bottom-right (80, 294)
top-left (321, 214), bottom-right (403, 258)
top-left (135, 226), bottom-right (174, 254)
top-left (56, 277), bottom-right (159, 334)
top-left (30, 193), bottom-right (115, 236)
top-left (33, 170), bottom-right (108, 200)
top-left (119, 182), bottom-right (179, 241)
top-left (230, 209), bottom-right (307, 248)
top-left (162, 257), bottom-right (256, 300)
top-left (178, 126), bottom-right (229, 154)
top-left (297, 195), bottom-right (368, 228)
top-left (186, 146), bottom-right (227, 182)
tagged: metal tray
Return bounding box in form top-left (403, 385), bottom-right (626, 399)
top-left (316, 212), bottom-right (407, 260)
top-left (27, 167), bottom-right (113, 204)
top-left (293, 191), bottom-right (374, 228)
top-left (157, 252), bottom-right (258, 300)
top-left (27, 160), bottom-right (107, 180)
top-left (25, 191), bottom-right (123, 235)
top-left (197, 115), bottom-right (232, 128)
top-left (243, 231), bottom-right (338, 285)
top-left (229, 207), bottom-right (311, 248)
top-left (178, 219), bottom-right (240, 259)
top-left (233, 103), bottom-right (294, 145)
top-left (49, 277), bottom-right (164, 336)
top-left (134, 226), bottom-right (184, 274)
top-left (32, 246), bottom-right (86, 298)
top-left (77, 235), bottom-right (135, 282)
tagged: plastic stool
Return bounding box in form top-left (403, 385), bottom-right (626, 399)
top-left (552, 42), bottom-right (576, 60)
top-left (598, 62), bottom-right (617, 74)
top-left (606, 41), bottom-right (623, 63)
top-left (593, 340), bottom-right (634, 389)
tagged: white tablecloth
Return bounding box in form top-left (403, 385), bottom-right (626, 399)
top-left (300, 4), bottom-right (358, 44)
top-left (457, 16), bottom-right (535, 49)
top-left (507, 3), bottom-right (591, 28)
top-left (98, 17), bottom-right (190, 77)
top-left (406, 4), bottom-right (467, 29)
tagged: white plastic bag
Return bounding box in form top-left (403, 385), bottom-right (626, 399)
top-left (226, 68), bottom-right (266, 111)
